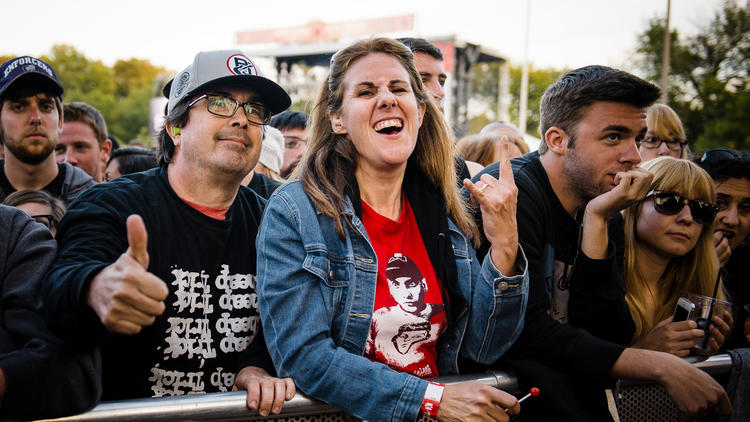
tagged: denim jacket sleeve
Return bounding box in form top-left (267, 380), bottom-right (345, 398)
top-left (449, 220), bottom-right (529, 366)
top-left (256, 185), bottom-right (428, 422)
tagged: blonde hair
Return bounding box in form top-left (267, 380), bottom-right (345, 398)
top-left (255, 164), bottom-right (285, 182)
top-left (646, 104), bottom-right (688, 159)
top-left (623, 157), bottom-right (721, 340)
top-left (457, 130), bottom-right (529, 167)
top-left (456, 134), bottom-right (497, 167)
top-left (299, 37), bottom-right (478, 244)
top-left (480, 122), bottom-right (530, 155)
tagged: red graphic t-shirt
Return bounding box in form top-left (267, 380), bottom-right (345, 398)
top-left (362, 195), bottom-right (446, 378)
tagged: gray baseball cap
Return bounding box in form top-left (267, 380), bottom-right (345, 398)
top-left (163, 50), bottom-right (290, 116)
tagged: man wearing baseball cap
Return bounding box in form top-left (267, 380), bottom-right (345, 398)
top-left (43, 50), bottom-right (294, 416)
top-left (0, 56), bottom-right (94, 204)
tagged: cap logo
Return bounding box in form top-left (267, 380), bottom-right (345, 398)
top-left (173, 71), bottom-right (190, 98)
top-left (2, 56), bottom-right (54, 78)
top-left (227, 54), bottom-right (257, 76)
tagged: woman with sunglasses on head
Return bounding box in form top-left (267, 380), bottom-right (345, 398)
top-left (256, 38), bottom-right (529, 422)
top-left (569, 157), bottom-right (731, 357)
top-left (638, 104), bottom-right (688, 161)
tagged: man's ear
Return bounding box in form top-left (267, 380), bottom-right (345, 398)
top-left (166, 123), bottom-right (181, 147)
top-left (57, 111), bottom-right (64, 136)
top-left (544, 126), bottom-right (569, 155)
top-left (329, 112), bottom-right (347, 135)
top-left (100, 138), bottom-right (113, 163)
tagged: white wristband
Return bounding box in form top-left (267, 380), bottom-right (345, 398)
top-left (421, 382), bottom-right (444, 417)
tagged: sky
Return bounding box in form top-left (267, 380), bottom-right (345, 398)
top-left (0, 0), bottom-right (726, 74)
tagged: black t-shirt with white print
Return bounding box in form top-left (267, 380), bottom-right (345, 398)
top-left (44, 166), bottom-right (269, 400)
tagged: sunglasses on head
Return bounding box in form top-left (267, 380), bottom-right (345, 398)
top-left (645, 190), bottom-right (718, 225)
top-left (698, 149), bottom-right (750, 165)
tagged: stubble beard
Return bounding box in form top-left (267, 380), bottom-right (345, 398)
top-left (562, 145), bottom-right (611, 203)
top-left (199, 132), bottom-right (260, 182)
top-left (5, 136), bottom-right (55, 165)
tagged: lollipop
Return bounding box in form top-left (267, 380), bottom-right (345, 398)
top-left (504, 387), bottom-right (540, 412)
top-left (518, 387), bottom-right (540, 404)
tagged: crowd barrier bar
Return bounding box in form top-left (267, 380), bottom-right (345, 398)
top-left (39, 353), bottom-right (732, 422)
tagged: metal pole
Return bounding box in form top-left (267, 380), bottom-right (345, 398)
top-left (38, 371), bottom-right (521, 422)
top-left (37, 354), bottom-right (733, 422)
top-left (660, 0), bottom-right (672, 104)
top-left (519, 0), bottom-right (531, 135)
top-left (498, 61), bottom-right (511, 122)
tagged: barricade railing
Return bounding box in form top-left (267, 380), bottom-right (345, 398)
top-left (610, 353), bottom-right (734, 422)
top-left (38, 353), bottom-right (732, 422)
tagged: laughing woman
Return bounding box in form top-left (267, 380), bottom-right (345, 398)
top-left (256, 38), bottom-right (528, 422)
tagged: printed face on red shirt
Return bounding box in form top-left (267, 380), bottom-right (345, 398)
top-left (388, 276), bottom-right (427, 313)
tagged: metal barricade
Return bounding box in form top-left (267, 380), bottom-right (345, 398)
top-left (38, 371), bottom-right (519, 422)
top-left (39, 354), bottom-right (733, 422)
top-left (608, 354), bottom-right (733, 422)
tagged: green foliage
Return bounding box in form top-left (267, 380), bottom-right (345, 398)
top-left (636, 0), bottom-right (750, 151)
top-left (16, 45), bottom-right (173, 146)
top-left (508, 66), bottom-right (564, 137)
top-left (466, 61), bottom-right (499, 134)
top-left (468, 61), bottom-right (564, 136)
top-left (0, 55), bottom-right (17, 66)
top-left (289, 99), bottom-right (314, 115)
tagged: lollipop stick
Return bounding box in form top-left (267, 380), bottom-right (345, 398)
top-left (505, 387), bottom-right (540, 411)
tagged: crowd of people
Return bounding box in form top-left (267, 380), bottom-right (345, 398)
top-left (0, 36), bottom-right (748, 422)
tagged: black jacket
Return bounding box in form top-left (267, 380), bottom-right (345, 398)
top-left (0, 205), bottom-right (100, 419)
top-left (472, 152), bottom-right (625, 378)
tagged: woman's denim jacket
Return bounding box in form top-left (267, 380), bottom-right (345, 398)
top-left (257, 181), bottom-right (529, 422)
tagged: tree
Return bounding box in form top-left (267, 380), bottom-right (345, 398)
top-left (636, 0), bottom-right (750, 151)
top-left (507, 66), bottom-right (564, 137)
top-left (1, 46), bottom-right (170, 146)
top-left (468, 62), bottom-right (564, 137)
top-left (110, 58), bottom-right (171, 144)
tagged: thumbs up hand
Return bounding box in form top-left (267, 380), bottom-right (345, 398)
top-left (86, 215), bottom-right (169, 335)
top-left (126, 213), bottom-right (150, 269)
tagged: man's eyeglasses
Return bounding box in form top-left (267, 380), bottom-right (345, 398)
top-left (698, 149), bottom-right (750, 164)
top-left (188, 94), bottom-right (271, 126)
top-left (638, 136), bottom-right (686, 152)
top-left (645, 190), bottom-right (718, 225)
top-left (31, 214), bottom-right (58, 230)
top-left (284, 135), bottom-right (307, 150)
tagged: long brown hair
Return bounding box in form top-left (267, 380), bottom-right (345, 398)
top-left (623, 157), bottom-right (722, 340)
top-left (298, 37), bottom-right (478, 243)
top-left (456, 134), bottom-right (499, 167)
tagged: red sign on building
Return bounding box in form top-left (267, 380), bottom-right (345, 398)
top-left (237, 15), bottom-right (414, 44)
